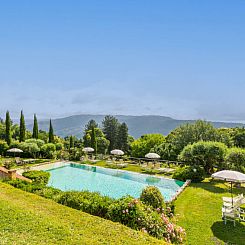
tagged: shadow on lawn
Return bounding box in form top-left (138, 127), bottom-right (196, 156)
top-left (191, 181), bottom-right (227, 194)
top-left (211, 221), bottom-right (245, 245)
top-left (191, 180), bottom-right (245, 195)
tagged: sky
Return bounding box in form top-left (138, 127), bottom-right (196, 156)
top-left (0, 0), bottom-right (245, 121)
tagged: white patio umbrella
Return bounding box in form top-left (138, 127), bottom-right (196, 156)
top-left (7, 148), bottom-right (23, 157)
top-left (145, 153), bottom-right (160, 159)
top-left (110, 149), bottom-right (124, 156)
top-left (82, 147), bottom-right (94, 153)
top-left (212, 170), bottom-right (245, 205)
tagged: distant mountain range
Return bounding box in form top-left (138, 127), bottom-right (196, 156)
top-left (26, 114), bottom-right (245, 139)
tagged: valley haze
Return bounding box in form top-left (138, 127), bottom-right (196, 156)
top-left (26, 114), bottom-right (245, 139)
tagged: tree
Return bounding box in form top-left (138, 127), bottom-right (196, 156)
top-left (0, 140), bottom-right (8, 155)
top-left (19, 110), bottom-right (26, 142)
top-left (102, 115), bottom-right (120, 151)
top-left (19, 142), bottom-right (40, 158)
top-left (84, 119), bottom-right (98, 132)
top-left (41, 143), bottom-right (56, 159)
top-left (48, 119), bottom-right (54, 143)
top-left (225, 148), bottom-right (245, 173)
top-left (117, 122), bottom-right (129, 152)
top-left (131, 134), bottom-right (165, 158)
top-left (69, 135), bottom-right (74, 149)
top-left (91, 126), bottom-right (97, 154)
top-left (5, 111), bottom-right (12, 145)
top-left (97, 137), bottom-right (110, 154)
top-left (32, 114), bottom-right (39, 139)
top-left (165, 120), bottom-right (229, 160)
top-left (178, 141), bottom-right (228, 174)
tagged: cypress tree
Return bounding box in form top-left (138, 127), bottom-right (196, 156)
top-left (32, 114), bottom-right (39, 139)
top-left (69, 135), bottom-right (74, 149)
top-left (19, 110), bottom-right (26, 142)
top-left (91, 126), bottom-right (97, 154)
top-left (5, 111), bottom-right (12, 145)
top-left (48, 119), bottom-right (54, 143)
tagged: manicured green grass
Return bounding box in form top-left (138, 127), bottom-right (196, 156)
top-left (0, 182), bottom-right (165, 245)
top-left (89, 160), bottom-right (174, 177)
top-left (175, 179), bottom-right (245, 245)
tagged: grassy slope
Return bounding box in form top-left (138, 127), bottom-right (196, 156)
top-left (175, 179), bottom-right (245, 245)
top-left (0, 183), bottom-right (165, 245)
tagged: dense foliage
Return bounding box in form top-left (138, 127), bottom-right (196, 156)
top-left (140, 186), bottom-right (165, 209)
top-left (131, 134), bottom-right (165, 158)
top-left (22, 170), bottom-right (50, 185)
top-left (172, 166), bottom-right (205, 182)
top-left (178, 141), bottom-right (228, 173)
top-left (58, 191), bottom-right (114, 217)
top-left (225, 147), bottom-right (245, 172)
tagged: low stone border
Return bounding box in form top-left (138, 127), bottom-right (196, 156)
top-left (166, 179), bottom-right (191, 203)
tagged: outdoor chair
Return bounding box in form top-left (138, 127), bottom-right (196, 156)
top-left (222, 205), bottom-right (239, 226)
top-left (15, 157), bottom-right (23, 166)
top-left (222, 194), bottom-right (245, 225)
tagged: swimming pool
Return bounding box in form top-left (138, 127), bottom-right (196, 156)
top-left (45, 162), bottom-right (185, 201)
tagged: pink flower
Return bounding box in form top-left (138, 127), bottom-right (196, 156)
top-left (125, 209), bottom-right (129, 213)
top-left (122, 210), bottom-right (125, 213)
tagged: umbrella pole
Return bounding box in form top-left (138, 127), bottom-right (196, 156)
top-left (231, 182), bottom-right (233, 207)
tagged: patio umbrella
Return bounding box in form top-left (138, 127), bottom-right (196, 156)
top-left (110, 149), bottom-right (124, 156)
top-left (7, 148), bottom-right (23, 157)
top-left (145, 153), bottom-right (160, 159)
top-left (211, 170), bottom-right (245, 205)
top-left (82, 147), bottom-right (94, 153)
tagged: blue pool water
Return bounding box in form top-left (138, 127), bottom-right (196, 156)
top-left (46, 163), bottom-right (184, 201)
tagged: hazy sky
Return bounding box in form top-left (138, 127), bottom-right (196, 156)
top-left (0, 1), bottom-right (245, 121)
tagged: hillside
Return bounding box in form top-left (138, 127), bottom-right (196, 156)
top-left (0, 182), bottom-right (164, 245)
top-left (27, 114), bottom-right (244, 139)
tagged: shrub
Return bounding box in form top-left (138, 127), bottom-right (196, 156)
top-left (22, 170), bottom-right (50, 185)
top-left (173, 165), bottom-right (205, 182)
top-left (55, 143), bottom-right (63, 151)
top-left (7, 179), bottom-right (44, 192)
top-left (140, 186), bottom-right (164, 209)
top-left (34, 187), bottom-right (62, 201)
top-left (225, 148), bottom-right (245, 173)
top-left (107, 196), bottom-right (185, 243)
top-left (57, 191), bottom-right (114, 218)
top-left (3, 160), bottom-right (15, 169)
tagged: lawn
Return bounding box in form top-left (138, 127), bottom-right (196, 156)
top-left (175, 179), bottom-right (245, 245)
top-left (89, 160), bottom-right (174, 177)
top-left (0, 182), bottom-right (165, 245)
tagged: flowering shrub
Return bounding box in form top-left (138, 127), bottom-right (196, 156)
top-left (140, 186), bottom-right (165, 209)
top-left (107, 196), bottom-right (185, 243)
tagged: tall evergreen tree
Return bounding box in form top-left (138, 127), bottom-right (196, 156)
top-left (84, 119), bottom-right (98, 132)
top-left (117, 122), bottom-right (129, 152)
top-left (91, 126), bottom-right (97, 154)
top-left (102, 115), bottom-right (119, 151)
top-left (48, 119), bottom-right (54, 143)
top-left (5, 111), bottom-right (12, 145)
top-left (32, 114), bottom-right (39, 139)
top-left (19, 110), bottom-right (26, 142)
top-left (69, 135), bottom-right (74, 149)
